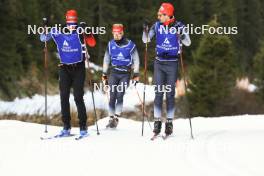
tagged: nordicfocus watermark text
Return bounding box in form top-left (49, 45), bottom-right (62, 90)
top-left (27, 24), bottom-right (106, 35)
top-left (94, 82), bottom-right (172, 93)
top-left (158, 24), bottom-right (238, 35)
top-left (27, 24), bottom-right (238, 35)
top-left (28, 23), bottom-right (238, 35)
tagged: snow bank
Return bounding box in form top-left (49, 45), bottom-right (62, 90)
top-left (0, 115), bottom-right (263, 176)
top-left (0, 83), bottom-right (155, 116)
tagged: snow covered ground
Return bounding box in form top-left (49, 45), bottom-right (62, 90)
top-left (0, 115), bottom-right (264, 176)
top-left (0, 83), bottom-right (155, 116)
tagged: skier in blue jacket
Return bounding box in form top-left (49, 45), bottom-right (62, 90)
top-left (102, 24), bottom-right (140, 128)
top-left (40, 10), bottom-right (96, 137)
top-left (142, 3), bottom-right (191, 136)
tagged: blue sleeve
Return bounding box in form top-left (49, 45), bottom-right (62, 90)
top-left (40, 33), bottom-right (52, 42)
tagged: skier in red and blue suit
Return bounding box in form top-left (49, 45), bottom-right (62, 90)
top-left (40, 10), bottom-right (96, 137)
top-left (102, 24), bottom-right (140, 128)
top-left (142, 3), bottom-right (191, 136)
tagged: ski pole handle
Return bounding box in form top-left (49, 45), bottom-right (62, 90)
top-left (42, 18), bottom-right (48, 37)
top-left (143, 20), bottom-right (150, 32)
top-left (42, 17), bottom-right (48, 26)
top-left (80, 22), bottom-right (86, 29)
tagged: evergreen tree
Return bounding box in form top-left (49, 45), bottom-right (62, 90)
top-left (0, 0), bottom-right (23, 99)
top-left (253, 41), bottom-right (264, 100)
top-left (214, 0), bottom-right (235, 26)
top-left (0, 0), bottom-right (263, 112)
top-left (234, 0), bottom-right (263, 75)
top-left (187, 20), bottom-right (237, 117)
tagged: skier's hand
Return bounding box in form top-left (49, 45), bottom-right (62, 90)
top-left (180, 34), bottom-right (186, 41)
top-left (85, 34), bottom-right (96, 47)
top-left (132, 73), bottom-right (140, 86)
top-left (143, 20), bottom-right (150, 32)
top-left (80, 21), bottom-right (87, 28)
top-left (102, 74), bottom-right (108, 81)
top-left (42, 17), bottom-right (48, 26)
top-left (102, 74), bottom-right (108, 85)
top-left (80, 22), bottom-right (96, 47)
top-left (133, 76), bottom-right (140, 82)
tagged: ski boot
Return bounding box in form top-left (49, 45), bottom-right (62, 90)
top-left (80, 126), bottom-right (88, 136)
top-left (165, 119), bottom-right (173, 136)
top-left (74, 126), bottom-right (89, 140)
top-left (106, 115), bottom-right (119, 128)
top-left (58, 128), bottom-right (71, 137)
top-left (153, 119), bottom-right (162, 135)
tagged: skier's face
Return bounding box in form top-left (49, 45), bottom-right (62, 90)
top-left (67, 23), bottom-right (77, 31)
top-left (157, 12), bottom-right (162, 20)
top-left (112, 31), bottom-right (124, 41)
top-left (158, 13), bottom-right (170, 23)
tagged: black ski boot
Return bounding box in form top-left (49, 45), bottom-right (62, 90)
top-left (165, 119), bottom-right (173, 136)
top-left (106, 115), bottom-right (119, 128)
top-left (153, 119), bottom-right (162, 135)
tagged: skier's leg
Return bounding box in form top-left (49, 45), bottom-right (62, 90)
top-left (154, 60), bottom-right (166, 119)
top-left (108, 72), bottom-right (119, 116)
top-left (164, 61), bottom-right (178, 135)
top-left (165, 61), bottom-right (178, 119)
top-left (153, 60), bottom-right (166, 134)
top-left (106, 72), bottom-right (121, 128)
top-left (72, 64), bottom-right (87, 130)
top-left (59, 66), bottom-right (72, 130)
top-left (115, 73), bottom-right (130, 116)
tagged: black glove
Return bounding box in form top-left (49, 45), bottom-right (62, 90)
top-left (180, 34), bottom-right (186, 41)
top-left (132, 73), bottom-right (139, 86)
top-left (143, 20), bottom-right (150, 31)
top-left (102, 74), bottom-right (108, 85)
top-left (80, 22), bottom-right (87, 28)
top-left (42, 17), bottom-right (48, 26)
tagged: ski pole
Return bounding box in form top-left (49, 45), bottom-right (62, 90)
top-left (133, 83), bottom-right (152, 130)
top-left (81, 24), bottom-right (100, 135)
top-left (142, 25), bottom-right (149, 136)
top-left (43, 17), bottom-right (48, 133)
top-left (179, 43), bottom-right (194, 139)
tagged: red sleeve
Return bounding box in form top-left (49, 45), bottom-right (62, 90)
top-left (84, 34), bottom-right (96, 47)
